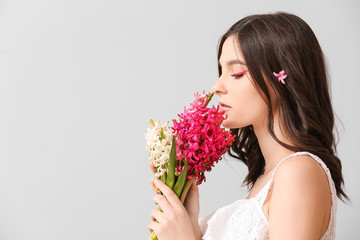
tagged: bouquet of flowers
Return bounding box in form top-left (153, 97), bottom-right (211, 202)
top-left (145, 91), bottom-right (235, 240)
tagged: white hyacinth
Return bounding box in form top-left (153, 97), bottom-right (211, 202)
top-left (145, 120), bottom-right (173, 178)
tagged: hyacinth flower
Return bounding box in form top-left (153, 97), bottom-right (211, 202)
top-left (145, 92), bottom-right (236, 240)
top-left (145, 120), bottom-right (173, 183)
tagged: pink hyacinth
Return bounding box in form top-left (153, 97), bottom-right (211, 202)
top-left (172, 92), bottom-right (236, 185)
top-left (273, 70), bottom-right (287, 85)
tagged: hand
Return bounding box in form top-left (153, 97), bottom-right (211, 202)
top-left (148, 178), bottom-right (196, 240)
top-left (183, 180), bottom-right (202, 240)
top-left (183, 179), bottom-right (200, 222)
top-left (149, 161), bottom-right (200, 219)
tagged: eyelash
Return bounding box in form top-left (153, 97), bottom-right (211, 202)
top-left (231, 70), bottom-right (248, 79)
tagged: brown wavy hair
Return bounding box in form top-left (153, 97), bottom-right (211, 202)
top-left (218, 12), bottom-right (348, 201)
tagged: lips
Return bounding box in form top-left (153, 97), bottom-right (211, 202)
top-left (219, 102), bottom-right (231, 111)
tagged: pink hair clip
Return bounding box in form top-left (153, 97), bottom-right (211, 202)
top-left (273, 70), bottom-right (287, 85)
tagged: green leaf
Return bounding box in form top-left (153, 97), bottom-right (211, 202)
top-left (159, 127), bottom-right (165, 141)
top-left (165, 136), bottom-right (176, 189)
top-left (173, 158), bottom-right (188, 197)
top-left (150, 119), bottom-right (155, 127)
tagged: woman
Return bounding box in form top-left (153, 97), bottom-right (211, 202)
top-left (148, 12), bottom-right (347, 240)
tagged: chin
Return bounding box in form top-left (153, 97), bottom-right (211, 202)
top-left (221, 119), bottom-right (237, 129)
top-left (222, 118), bottom-right (248, 129)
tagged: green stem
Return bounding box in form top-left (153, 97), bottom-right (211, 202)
top-left (161, 171), bottom-right (166, 183)
top-left (149, 231), bottom-right (158, 240)
top-left (205, 92), bottom-right (214, 106)
top-left (180, 177), bottom-right (196, 204)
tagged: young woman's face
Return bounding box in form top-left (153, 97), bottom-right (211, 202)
top-left (212, 35), bottom-right (269, 129)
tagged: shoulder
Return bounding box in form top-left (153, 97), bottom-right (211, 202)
top-left (274, 154), bottom-right (327, 185)
top-left (268, 154), bottom-right (332, 238)
top-left (272, 154), bottom-right (330, 200)
top-left (274, 154), bottom-right (331, 188)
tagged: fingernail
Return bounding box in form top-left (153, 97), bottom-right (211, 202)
top-left (153, 178), bottom-right (159, 184)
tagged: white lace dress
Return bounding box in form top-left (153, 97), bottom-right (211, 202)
top-left (199, 151), bottom-right (337, 240)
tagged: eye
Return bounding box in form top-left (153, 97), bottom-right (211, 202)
top-left (231, 70), bottom-right (248, 79)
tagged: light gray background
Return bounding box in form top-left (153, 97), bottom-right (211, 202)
top-left (0, 0), bottom-right (359, 239)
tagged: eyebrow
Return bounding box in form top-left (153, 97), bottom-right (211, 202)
top-left (218, 59), bottom-right (246, 67)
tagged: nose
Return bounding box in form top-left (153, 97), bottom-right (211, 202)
top-left (212, 75), bottom-right (227, 96)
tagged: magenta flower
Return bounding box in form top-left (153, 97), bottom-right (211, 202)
top-left (172, 92), bottom-right (236, 185)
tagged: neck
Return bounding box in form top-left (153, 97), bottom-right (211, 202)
top-left (253, 113), bottom-right (295, 175)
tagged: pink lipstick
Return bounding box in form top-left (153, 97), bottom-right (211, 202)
top-left (219, 102), bottom-right (231, 111)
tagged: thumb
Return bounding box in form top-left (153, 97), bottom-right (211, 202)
top-left (187, 180), bottom-right (199, 200)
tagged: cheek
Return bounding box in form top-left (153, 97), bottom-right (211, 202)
top-left (222, 81), bottom-right (268, 128)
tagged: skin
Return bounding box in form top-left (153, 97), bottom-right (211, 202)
top-left (148, 35), bottom-right (332, 239)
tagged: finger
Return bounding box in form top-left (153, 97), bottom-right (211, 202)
top-left (151, 207), bottom-right (166, 223)
top-left (151, 181), bottom-right (160, 194)
top-left (152, 178), bottom-right (181, 207)
top-left (184, 182), bottom-right (196, 205)
top-left (189, 180), bottom-right (199, 194)
top-left (153, 194), bottom-right (172, 213)
top-left (149, 161), bottom-right (156, 174)
top-left (148, 221), bottom-right (159, 234)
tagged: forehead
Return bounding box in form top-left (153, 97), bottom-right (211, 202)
top-left (219, 35), bottom-right (246, 64)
